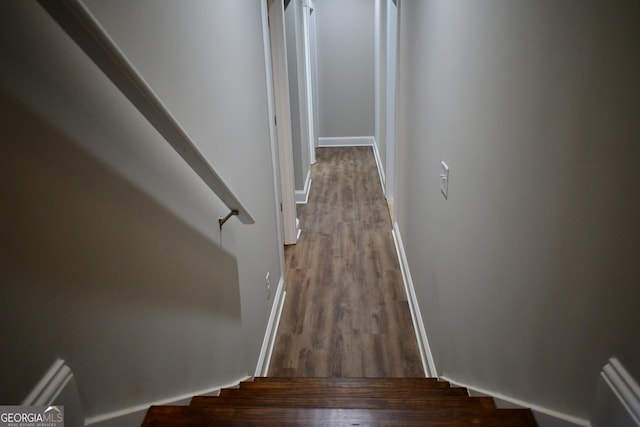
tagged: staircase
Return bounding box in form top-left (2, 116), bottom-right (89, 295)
top-left (141, 377), bottom-right (538, 426)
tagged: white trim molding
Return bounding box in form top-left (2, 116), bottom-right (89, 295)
top-left (23, 359), bottom-right (85, 427)
top-left (318, 136), bottom-right (375, 147)
top-left (371, 138), bottom-right (386, 194)
top-left (23, 359), bottom-right (73, 406)
top-left (592, 357), bottom-right (640, 427)
top-left (295, 170), bottom-right (312, 204)
top-left (255, 276), bottom-right (287, 377)
top-left (266, 0), bottom-right (298, 246)
top-left (391, 222), bottom-right (437, 377)
top-left (300, 0), bottom-right (316, 165)
top-left (442, 376), bottom-right (591, 427)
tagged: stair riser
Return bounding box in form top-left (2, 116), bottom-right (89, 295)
top-left (220, 387), bottom-right (470, 398)
top-left (144, 406), bottom-right (537, 427)
top-left (190, 396), bottom-right (496, 410)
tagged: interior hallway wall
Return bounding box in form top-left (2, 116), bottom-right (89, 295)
top-left (395, 0), bottom-right (640, 421)
top-left (0, 0), bottom-right (282, 420)
top-left (315, 0), bottom-right (375, 138)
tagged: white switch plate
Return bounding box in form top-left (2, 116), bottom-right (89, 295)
top-left (440, 161), bottom-right (449, 199)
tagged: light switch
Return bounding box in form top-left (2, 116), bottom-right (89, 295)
top-left (440, 161), bottom-right (449, 199)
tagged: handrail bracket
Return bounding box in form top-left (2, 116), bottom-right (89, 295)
top-left (218, 209), bottom-right (239, 230)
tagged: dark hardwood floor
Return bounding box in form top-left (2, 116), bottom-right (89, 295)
top-left (269, 146), bottom-right (424, 377)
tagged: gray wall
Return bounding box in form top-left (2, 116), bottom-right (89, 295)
top-left (395, 0), bottom-right (640, 421)
top-left (285, 0), bottom-right (310, 190)
top-left (315, 0), bottom-right (375, 138)
top-left (0, 0), bottom-right (281, 420)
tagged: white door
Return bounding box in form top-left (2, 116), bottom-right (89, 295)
top-left (266, 0), bottom-right (300, 245)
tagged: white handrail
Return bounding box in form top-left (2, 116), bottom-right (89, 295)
top-left (38, 0), bottom-right (255, 225)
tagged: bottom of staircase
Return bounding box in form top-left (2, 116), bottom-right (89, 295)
top-left (142, 377), bottom-right (538, 426)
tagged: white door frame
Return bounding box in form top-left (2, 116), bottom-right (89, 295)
top-left (268, 0), bottom-right (300, 245)
top-left (263, 0), bottom-right (299, 250)
top-left (309, 4), bottom-right (320, 152)
top-left (301, 0), bottom-right (317, 165)
top-left (385, 0), bottom-right (399, 222)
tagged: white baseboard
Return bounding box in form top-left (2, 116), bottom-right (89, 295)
top-left (295, 170), bottom-right (311, 204)
top-left (23, 359), bottom-right (84, 427)
top-left (317, 136), bottom-right (375, 147)
top-left (391, 222), bottom-right (437, 377)
top-left (255, 275), bottom-right (286, 377)
top-left (591, 358), bottom-right (640, 427)
top-left (443, 376), bottom-right (591, 427)
top-left (84, 376), bottom-right (250, 427)
top-left (23, 359), bottom-right (73, 406)
top-left (295, 217), bottom-right (302, 241)
top-left (371, 138), bottom-right (386, 194)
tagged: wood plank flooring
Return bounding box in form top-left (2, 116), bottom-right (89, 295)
top-left (269, 147), bottom-right (424, 377)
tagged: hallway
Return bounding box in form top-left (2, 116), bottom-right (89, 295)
top-left (269, 147), bottom-right (423, 377)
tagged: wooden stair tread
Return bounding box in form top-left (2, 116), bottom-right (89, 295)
top-left (219, 385), bottom-right (470, 399)
top-left (143, 405), bottom-right (538, 427)
top-left (246, 377), bottom-right (452, 389)
top-left (233, 378), bottom-right (464, 399)
top-left (191, 394), bottom-right (496, 410)
top-left (251, 376), bottom-right (450, 386)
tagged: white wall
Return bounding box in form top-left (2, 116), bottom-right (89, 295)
top-left (315, 0), bottom-right (375, 138)
top-left (0, 0), bottom-right (281, 421)
top-left (395, 0), bottom-right (640, 421)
